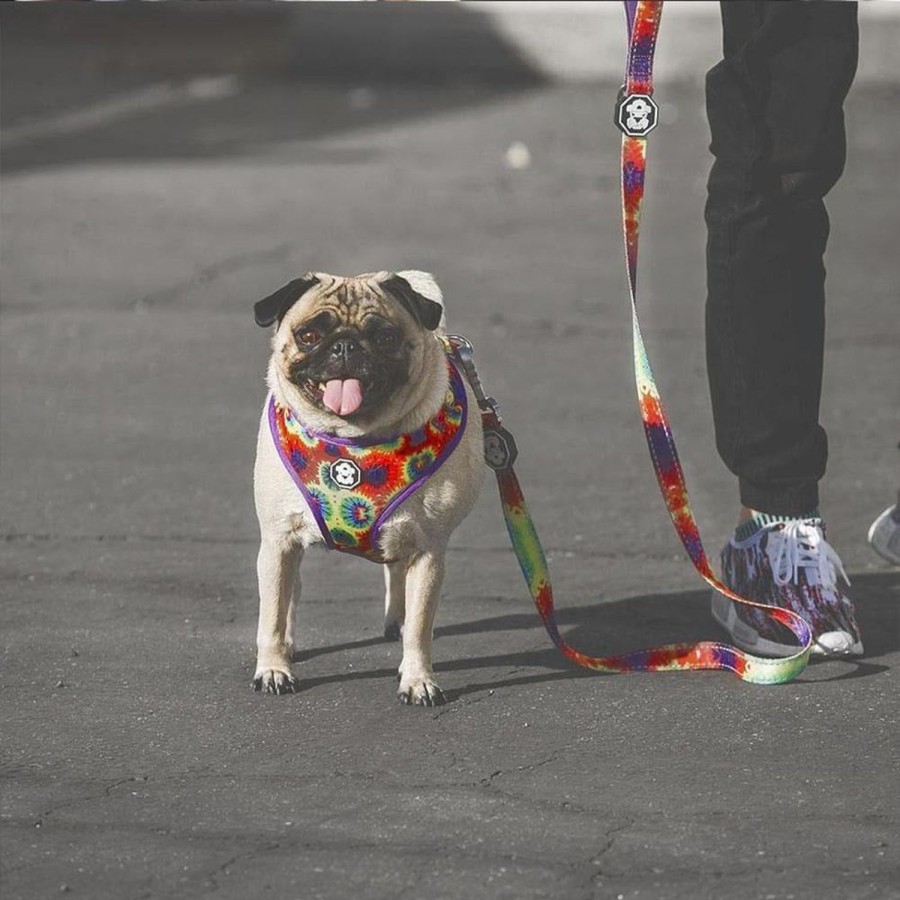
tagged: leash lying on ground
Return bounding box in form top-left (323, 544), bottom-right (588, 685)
top-left (445, 0), bottom-right (813, 685)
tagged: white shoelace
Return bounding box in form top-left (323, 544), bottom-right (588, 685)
top-left (766, 520), bottom-right (851, 590)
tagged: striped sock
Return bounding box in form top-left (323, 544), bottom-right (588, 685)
top-left (734, 509), bottom-right (821, 543)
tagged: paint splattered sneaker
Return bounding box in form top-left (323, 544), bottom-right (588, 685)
top-left (711, 515), bottom-right (863, 658)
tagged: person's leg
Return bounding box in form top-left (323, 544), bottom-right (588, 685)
top-left (705, 1), bottom-right (862, 656)
top-left (705, 0), bottom-right (857, 516)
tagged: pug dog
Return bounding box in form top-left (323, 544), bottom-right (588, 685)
top-left (252, 271), bottom-right (484, 706)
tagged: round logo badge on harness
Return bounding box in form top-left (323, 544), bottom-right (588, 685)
top-left (330, 458), bottom-right (362, 490)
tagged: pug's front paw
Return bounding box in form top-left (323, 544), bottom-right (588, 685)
top-left (397, 674), bottom-right (446, 707)
top-left (252, 667), bottom-right (299, 695)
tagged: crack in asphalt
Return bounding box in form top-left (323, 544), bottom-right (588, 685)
top-left (479, 752), bottom-right (561, 786)
top-left (132, 243), bottom-right (293, 310)
top-left (204, 842), bottom-right (282, 894)
top-left (585, 818), bottom-right (635, 898)
top-left (32, 776), bottom-right (139, 828)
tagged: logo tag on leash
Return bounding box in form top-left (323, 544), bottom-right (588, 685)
top-left (615, 89), bottom-right (659, 137)
top-left (483, 427), bottom-right (518, 471)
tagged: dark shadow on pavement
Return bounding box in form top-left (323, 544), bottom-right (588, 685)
top-left (295, 634), bottom-right (390, 665)
top-left (290, 570), bottom-right (897, 699)
top-left (1, 2), bottom-right (546, 175)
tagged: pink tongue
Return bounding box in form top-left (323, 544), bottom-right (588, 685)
top-left (323, 379), bottom-right (363, 416)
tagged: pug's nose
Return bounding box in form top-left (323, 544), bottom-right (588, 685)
top-left (330, 338), bottom-right (359, 361)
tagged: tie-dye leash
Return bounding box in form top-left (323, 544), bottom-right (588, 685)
top-left (445, 0), bottom-right (812, 685)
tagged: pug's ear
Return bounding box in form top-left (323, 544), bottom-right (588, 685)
top-left (380, 271), bottom-right (444, 331)
top-left (253, 274), bottom-right (319, 328)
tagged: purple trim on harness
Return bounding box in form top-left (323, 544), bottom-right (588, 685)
top-left (267, 396), bottom-right (336, 550)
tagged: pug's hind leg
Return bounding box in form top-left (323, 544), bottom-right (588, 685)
top-left (397, 549), bottom-right (446, 707)
top-left (253, 536), bottom-right (302, 695)
top-left (383, 559), bottom-right (406, 641)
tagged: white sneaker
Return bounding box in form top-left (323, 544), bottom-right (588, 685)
top-left (867, 505), bottom-right (900, 566)
top-left (711, 516), bottom-right (863, 658)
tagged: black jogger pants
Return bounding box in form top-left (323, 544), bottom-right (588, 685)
top-left (705, 0), bottom-right (858, 515)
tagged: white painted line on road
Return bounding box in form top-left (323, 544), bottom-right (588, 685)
top-left (1, 75), bottom-right (242, 149)
top-left (467, 0), bottom-right (900, 84)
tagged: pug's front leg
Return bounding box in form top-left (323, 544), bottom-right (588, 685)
top-left (397, 549), bottom-right (446, 707)
top-left (383, 559), bottom-right (407, 641)
top-left (252, 536), bottom-right (302, 695)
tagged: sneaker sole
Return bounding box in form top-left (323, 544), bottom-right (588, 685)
top-left (867, 506), bottom-right (900, 566)
top-left (710, 590), bottom-right (863, 659)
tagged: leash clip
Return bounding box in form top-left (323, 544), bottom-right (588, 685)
top-left (445, 334), bottom-right (519, 471)
top-left (445, 335), bottom-right (502, 421)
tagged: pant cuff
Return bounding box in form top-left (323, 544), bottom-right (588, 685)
top-left (739, 479), bottom-right (820, 518)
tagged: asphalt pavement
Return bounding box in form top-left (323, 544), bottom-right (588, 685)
top-left (1, 4), bottom-right (898, 900)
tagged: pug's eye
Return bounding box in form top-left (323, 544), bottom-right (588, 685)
top-left (375, 328), bottom-right (400, 350)
top-left (296, 328), bottom-right (321, 347)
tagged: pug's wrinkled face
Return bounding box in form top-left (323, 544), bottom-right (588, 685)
top-left (255, 271), bottom-right (443, 424)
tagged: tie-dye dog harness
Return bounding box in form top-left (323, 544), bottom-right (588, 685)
top-left (269, 358), bottom-right (468, 563)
